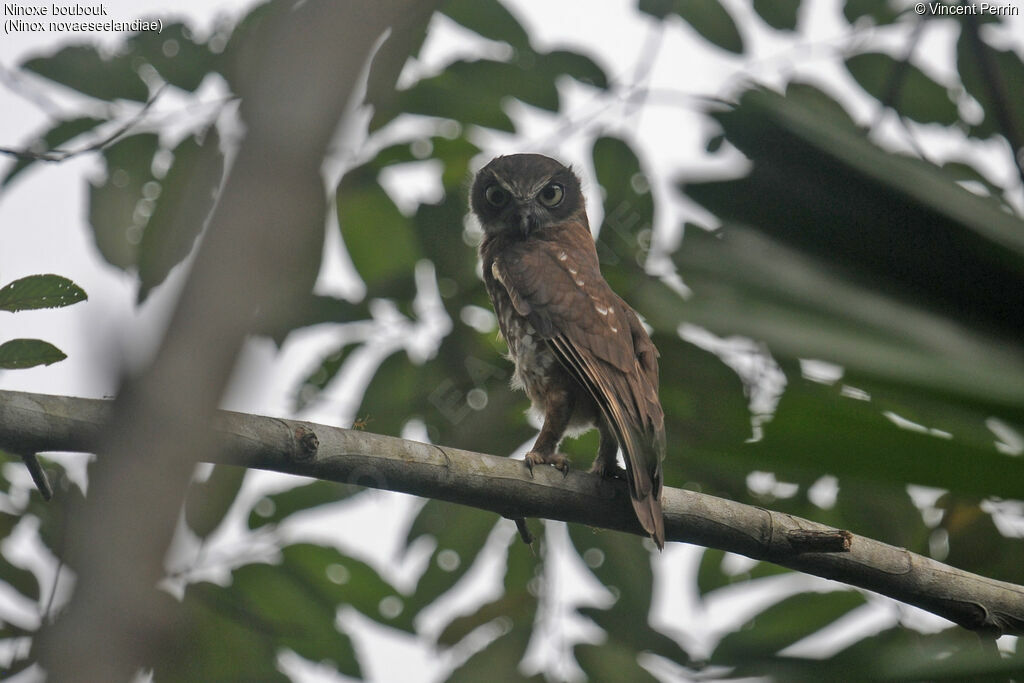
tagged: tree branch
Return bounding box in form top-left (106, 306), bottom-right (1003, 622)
top-left (2, 389), bottom-right (1021, 638)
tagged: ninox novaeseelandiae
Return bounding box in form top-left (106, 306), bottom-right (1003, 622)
top-left (471, 153), bottom-right (666, 549)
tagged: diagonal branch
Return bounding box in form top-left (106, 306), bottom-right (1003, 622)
top-left (1, 389), bottom-right (1021, 637)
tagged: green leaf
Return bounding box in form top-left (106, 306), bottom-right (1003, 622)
top-left (444, 529), bottom-right (541, 682)
top-left (0, 274), bottom-right (87, 312)
top-left (938, 494), bottom-right (1024, 584)
top-left (591, 136), bottom-right (655, 286)
top-left (843, 0), bottom-right (902, 25)
top-left (750, 371), bottom-right (1024, 502)
top-left (441, 0), bottom-right (531, 50)
top-left (753, 0), bottom-right (800, 30)
top-left (684, 84), bottom-right (1024, 342)
top-left (845, 52), bottom-right (958, 125)
top-left (569, 525), bottom-right (690, 668)
top-left (639, 0), bottom-right (744, 54)
top-left (696, 548), bottom-right (731, 595)
top-left (88, 133), bottom-right (160, 270)
top-left (0, 560), bottom-right (40, 604)
top-left (184, 465), bottom-right (247, 540)
top-left (0, 339), bottom-right (66, 369)
top-left (255, 294), bottom-right (370, 347)
top-left (169, 554), bottom-right (363, 680)
top-left (941, 160), bottom-right (1012, 207)
top-left (540, 50), bottom-right (608, 89)
top-left (404, 499), bottom-right (502, 619)
top-left (294, 343), bottom-right (358, 411)
top-left (281, 543), bottom-right (412, 632)
top-left (22, 45), bottom-right (148, 102)
top-left (376, 51), bottom-right (607, 132)
top-left (137, 127), bottom-right (224, 302)
top-left (337, 163), bottom-right (419, 297)
top-left (711, 591), bottom-right (866, 664)
top-left (125, 22), bottom-right (216, 91)
top-left (2, 116), bottom-right (104, 187)
top-left (576, 640), bottom-right (660, 682)
top-left (957, 28), bottom-right (1024, 142)
top-left (663, 225), bottom-right (1024, 416)
top-left (247, 480), bottom-right (360, 530)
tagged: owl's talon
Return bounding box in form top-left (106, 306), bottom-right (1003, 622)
top-left (524, 451), bottom-right (543, 477)
top-left (525, 450), bottom-right (569, 476)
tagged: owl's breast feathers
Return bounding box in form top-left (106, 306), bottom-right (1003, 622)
top-left (480, 219), bottom-right (666, 547)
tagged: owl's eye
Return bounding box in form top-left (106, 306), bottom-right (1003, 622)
top-left (538, 183), bottom-right (564, 208)
top-left (485, 185), bottom-right (510, 207)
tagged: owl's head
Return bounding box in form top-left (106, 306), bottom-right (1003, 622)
top-left (470, 154), bottom-right (584, 237)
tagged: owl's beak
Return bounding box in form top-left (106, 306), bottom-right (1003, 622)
top-left (515, 202), bottom-right (541, 238)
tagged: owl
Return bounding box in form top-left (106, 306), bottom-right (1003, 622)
top-left (470, 153), bottom-right (666, 549)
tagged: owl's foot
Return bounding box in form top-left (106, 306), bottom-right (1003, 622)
top-left (589, 459), bottom-right (626, 480)
top-left (525, 450), bottom-right (570, 478)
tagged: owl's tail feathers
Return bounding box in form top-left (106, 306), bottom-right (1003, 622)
top-left (632, 490), bottom-right (665, 550)
top-left (622, 418), bottom-right (666, 550)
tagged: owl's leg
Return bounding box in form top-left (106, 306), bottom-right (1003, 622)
top-left (590, 417), bottom-right (626, 480)
top-left (525, 388), bottom-right (573, 476)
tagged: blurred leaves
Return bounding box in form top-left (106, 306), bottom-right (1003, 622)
top-left (4, 0), bottom-right (1024, 680)
top-left (2, 116), bottom-right (104, 187)
top-left (441, 0), bottom-right (531, 50)
top-left (338, 162), bottom-right (421, 300)
top-left (374, 51), bottom-right (607, 132)
top-left (443, 526), bottom-right (542, 681)
top-left (166, 547), bottom-right (367, 681)
top-left (137, 127), bottom-right (224, 302)
top-left (570, 525), bottom-right (692, 675)
top-left (639, 0), bottom-right (744, 54)
top-left (125, 22), bottom-right (216, 92)
top-left (184, 465), bottom-right (246, 540)
top-left (22, 45), bottom-right (148, 102)
top-left (711, 591), bottom-right (866, 664)
top-left (592, 136), bottom-right (656, 283)
top-left (753, 0), bottom-right (800, 31)
top-left (845, 52), bottom-right (959, 125)
top-left (88, 132), bottom-right (160, 270)
top-left (956, 22), bottom-right (1024, 143)
top-left (247, 479), bottom-right (360, 530)
top-left (680, 85), bottom-right (1024, 398)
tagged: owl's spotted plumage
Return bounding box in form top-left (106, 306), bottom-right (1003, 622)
top-left (470, 153), bottom-right (666, 549)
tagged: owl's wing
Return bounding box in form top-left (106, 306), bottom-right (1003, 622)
top-left (493, 226), bottom-right (665, 547)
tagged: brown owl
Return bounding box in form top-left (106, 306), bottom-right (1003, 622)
top-left (470, 153), bottom-right (666, 549)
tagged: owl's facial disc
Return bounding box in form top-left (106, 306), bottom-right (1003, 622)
top-left (471, 154), bottom-right (582, 237)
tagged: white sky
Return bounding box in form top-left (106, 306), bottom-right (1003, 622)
top-left (2, 1), bottom-right (1022, 681)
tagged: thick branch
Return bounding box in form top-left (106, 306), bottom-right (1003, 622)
top-left (2, 389), bottom-right (1022, 637)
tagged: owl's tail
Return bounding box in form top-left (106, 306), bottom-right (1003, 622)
top-left (548, 336), bottom-right (666, 549)
top-left (619, 418), bottom-right (666, 550)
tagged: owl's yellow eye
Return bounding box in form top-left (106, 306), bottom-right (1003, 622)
top-left (485, 185), bottom-right (510, 207)
top-left (538, 183), bottom-right (564, 207)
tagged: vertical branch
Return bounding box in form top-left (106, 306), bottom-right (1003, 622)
top-left (31, 1), bottom-right (438, 680)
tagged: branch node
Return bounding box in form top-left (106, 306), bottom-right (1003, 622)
top-left (785, 528), bottom-right (852, 554)
top-left (508, 516), bottom-right (535, 548)
top-left (291, 426), bottom-right (319, 462)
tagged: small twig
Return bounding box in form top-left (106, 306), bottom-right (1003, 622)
top-left (0, 84), bottom-right (168, 164)
top-left (20, 453), bottom-right (53, 501)
top-left (512, 516), bottom-right (534, 547)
